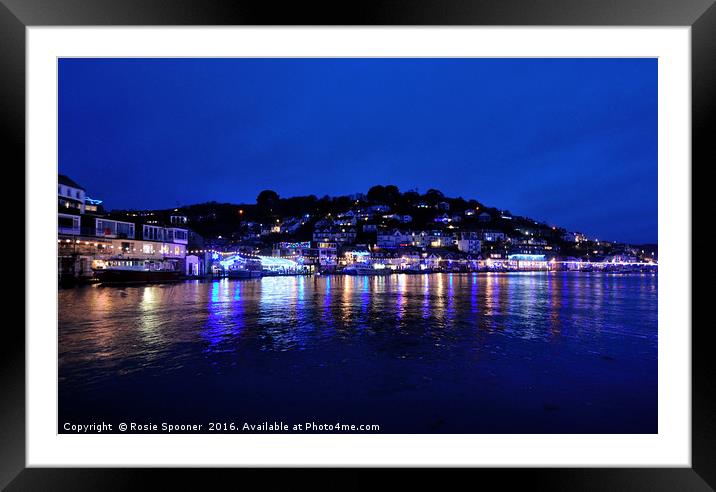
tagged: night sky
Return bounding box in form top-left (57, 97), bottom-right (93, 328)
top-left (59, 58), bottom-right (657, 243)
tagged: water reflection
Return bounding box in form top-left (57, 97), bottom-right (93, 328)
top-left (59, 272), bottom-right (658, 393)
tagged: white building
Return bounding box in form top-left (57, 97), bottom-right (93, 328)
top-left (58, 174), bottom-right (86, 214)
top-left (316, 242), bottom-right (338, 268)
top-left (313, 227), bottom-right (357, 245)
top-left (476, 229), bottom-right (506, 242)
top-left (456, 232), bottom-right (482, 254)
top-left (376, 229), bottom-right (413, 248)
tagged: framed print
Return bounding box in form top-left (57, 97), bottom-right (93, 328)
top-left (2, 0), bottom-right (713, 489)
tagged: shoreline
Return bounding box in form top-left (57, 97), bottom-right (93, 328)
top-left (59, 268), bottom-right (658, 288)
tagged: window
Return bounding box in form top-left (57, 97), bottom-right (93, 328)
top-left (58, 216), bottom-right (73, 228)
top-left (58, 215), bottom-right (79, 231)
top-left (144, 225), bottom-right (163, 241)
top-left (116, 222), bottom-right (134, 238)
top-left (96, 220), bottom-right (115, 236)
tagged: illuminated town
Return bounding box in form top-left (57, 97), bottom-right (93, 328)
top-left (57, 58), bottom-right (658, 435)
top-left (58, 176), bottom-right (657, 285)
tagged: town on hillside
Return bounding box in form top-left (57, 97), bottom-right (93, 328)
top-left (58, 177), bottom-right (658, 284)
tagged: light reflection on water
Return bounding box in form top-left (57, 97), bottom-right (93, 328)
top-left (59, 272), bottom-right (658, 433)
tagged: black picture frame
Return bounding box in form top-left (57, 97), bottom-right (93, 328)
top-left (2, 0), bottom-right (711, 489)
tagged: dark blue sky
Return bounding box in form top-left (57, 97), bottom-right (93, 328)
top-left (59, 58), bottom-right (657, 243)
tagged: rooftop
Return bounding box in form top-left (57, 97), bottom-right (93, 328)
top-left (58, 174), bottom-right (85, 191)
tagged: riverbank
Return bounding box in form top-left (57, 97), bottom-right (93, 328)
top-left (59, 267), bottom-right (657, 288)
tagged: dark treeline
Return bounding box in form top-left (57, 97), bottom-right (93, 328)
top-left (111, 184), bottom-right (649, 256)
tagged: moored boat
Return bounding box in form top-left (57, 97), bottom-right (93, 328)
top-left (343, 266), bottom-right (392, 275)
top-left (93, 259), bottom-right (181, 285)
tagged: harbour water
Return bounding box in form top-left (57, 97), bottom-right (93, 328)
top-left (59, 272), bottom-right (658, 433)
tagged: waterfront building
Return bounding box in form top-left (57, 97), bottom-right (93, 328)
top-left (316, 241), bottom-right (338, 270)
top-left (605, 253), bottom-right (639, 264)
top-left (510, 239), bottom-right (551, 256)
top-left (370, 250), bottom-right (402, 270)
top-left (440, 251), bottom-right (471, 271)
top-left (58, 226), bottom-right (188, 282)
top-left (424, 253), bottom-right (441, 270)
top-left (398, 250), bottom-right (422, 269)
top-left (57, 174), bottom-right (190, 283)
top-left (185, 254), bottom-right (201, 276)
top-left (271, 241), bottom-right (317, 270)
top-left (507, 253), bottom-right (549, 270)
top-left (341, 249), bottom-right (371, 268)
top-left (560, 256), bottom-right (585, 271)
top-left (482, 253), bottom-right (510, 270)
top-left (58, 174), bottom-right (86, 214)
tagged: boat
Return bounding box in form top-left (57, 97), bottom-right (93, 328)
top-left (93, 259), bottom-right (181, 285)
top-left (343, 265), bottom-right (392, 275)
top-left (226, 257), bottom-right (263, 279)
